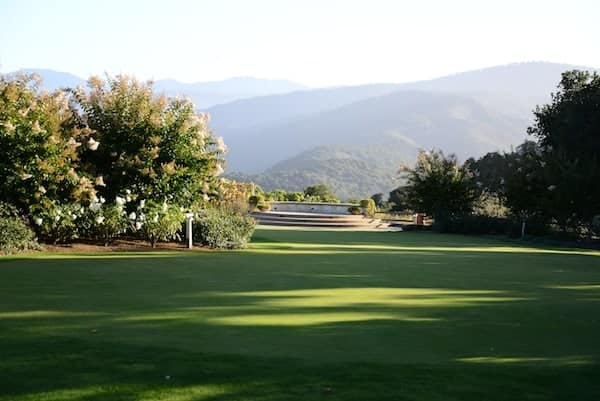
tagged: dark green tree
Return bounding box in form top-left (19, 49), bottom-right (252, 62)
top-left (303, 184), bottom-right (337, 202)
top-left (502, 142), bottom-right (549, 234)
top-left (400, 150), bottom-right (477, 223)
top-left (370, 193), bottom-right (385, 209)
top-left (527, 70), bottom-right (600, 233)
top-left (388, 187), bottom-right (410, 212)
top-left (465, 151), bottom-right (511, 197)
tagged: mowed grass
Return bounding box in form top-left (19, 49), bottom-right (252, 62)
top-left (1, 229), bottom-right (600, 401)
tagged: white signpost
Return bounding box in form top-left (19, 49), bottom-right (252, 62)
top-left (185, 213), bottom-right (194, 249)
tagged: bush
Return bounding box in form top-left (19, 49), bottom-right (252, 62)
top-left (285, 192), bottom-right (305, 202)
top-left (193, 209), bottom-right (255, 249)
top-left (264, 190), bottom-right (306, 202)
top-left (436, 213), bottom-right (553, 238)
top-left (132, 201), bottom-right (185, 248)
top-left (257, 203), bottom-right (271, 211)
top-left (360, 199), bottom-right (376, 217)
top-left (0, 217), bottom-right (40, 254)
top-left (507, 215), bottom-right (550, 238)
top-left (80, 202), bottom-right (128, 245)
top-left (348, 206), bottom-right (363, 215)
top-left (592, 215), bottom-right (600, 237)
top-left (0, 201), bottom-right (19, 218)
top-left (248, 195), bottom-right (262, 210)
top-left (30, 202), bottom-right (83, 243)
top-left (438, 214), bottom-right (509, 235)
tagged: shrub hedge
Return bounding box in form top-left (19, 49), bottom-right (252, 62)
top-left (360, 199), bottom-right (376, 217)
top-left (193, 209), bottom-right (255, 249)
top-left (0, 217), bottom-right (41, 254)
top-left (348, 206), bottom-right (363, 215)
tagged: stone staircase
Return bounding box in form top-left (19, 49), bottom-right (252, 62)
top-left (251, 211), bottom-right (400, 230)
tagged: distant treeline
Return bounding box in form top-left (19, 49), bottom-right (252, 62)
top-left (386, 70), bottom-right (600, 240)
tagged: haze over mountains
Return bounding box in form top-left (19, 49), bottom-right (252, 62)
top-left (10, 68), bottom-right (308, 109)
top-left (209, 62), bottom-right (597, 199)
top-left (8, 62), bottom-right (598, 199)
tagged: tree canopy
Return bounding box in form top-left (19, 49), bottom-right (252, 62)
top-left (527, 70), bottom-right (600, 231)
top-left (399, 150), bottom-right (477, 222)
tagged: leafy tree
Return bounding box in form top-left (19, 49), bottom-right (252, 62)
top-left (70, 75), bottom-right (225, 209)
top-left (285, 191), bottom-right (305, 202)
top-left (465, 151), bottom-right (512, 197)
top-left (0, 74), bottom-right (94, 215)
top-left (501, 142), bottom-right (549, 233)
top-left (527, 70), bottom-right (600, 233)
top-left (304, 184), bottom-right (338, 202)
top-left (264, 189), bottom-right (305, 202)
top-left (400, 150), bottom-right (477, 223)
top-left (370, 193), bottom-right (385, 209)
top-left (388, 186), bottom-right (410, 212)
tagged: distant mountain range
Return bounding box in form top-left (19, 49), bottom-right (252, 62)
top-left (211, 62), bottom-right (598, 199)
top-left (6, 62), bottom-right (598, 199)
top-left (8, 68), bottom-right (308, 109)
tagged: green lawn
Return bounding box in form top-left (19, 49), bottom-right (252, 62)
top-left (1, 229), bottom-right (600, 400)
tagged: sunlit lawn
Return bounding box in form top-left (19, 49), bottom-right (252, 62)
top-left (1, 229), bottom-right (600, 400)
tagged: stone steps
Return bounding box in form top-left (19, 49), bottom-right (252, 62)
top-left (251, 211), bottom-right (396, 230)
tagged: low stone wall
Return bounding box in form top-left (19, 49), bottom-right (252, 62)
top-left (270, 201), bottom-right (355, 215)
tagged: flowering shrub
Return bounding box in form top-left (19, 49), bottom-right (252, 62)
top-left (1, 72), bottom-right (237, 247)
top-left (0, 74), bottom-right (98, 213)
top-left (214, 179), bottom-right (255, 214)
top-left (193, 208), bottom-right (255, 249)
top-left (30, 202), bottom-right (83, 243)
top-left (71, 75), bottom-right (226, 209)
top-left (131, 200), bottom-right (185, 248)
top-left (79, 200), bottom-right (128, 245)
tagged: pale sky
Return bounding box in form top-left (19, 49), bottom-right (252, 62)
top-left (1, 0), bottom-right (598, 87)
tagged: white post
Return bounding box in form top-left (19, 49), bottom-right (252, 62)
top-left (185, 213), bottom-right (194, 249)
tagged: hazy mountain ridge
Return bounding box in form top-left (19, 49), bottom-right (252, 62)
top-left (10, 68), bottom-right (85, 91)
top-left (223, 90), bottom-right (529, 199)
top-left (215, 62), bottom-right (598, 198)
top-left (154, 76), bottom-right (307, 108)
top-left (6, 68), bottom-right (308, 109)
top-left (207, 62), bottom-right (595, 136)
top-left (223, 89), bottom-right (530, 173)
top-left (205, 83), bottom-right (401, 131)
top-left (227, 144), bottom-right (404, 200)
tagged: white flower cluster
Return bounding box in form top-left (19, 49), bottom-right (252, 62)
top-left (215, 136), bottom-right (227, 153)
top-left (2, 121), bottom-right (15, 133)
top-left (87, 137), bottom-right (100, 151)
top-left (127, 199), bottom-right (172, 231)
top-left (82, 190), bottom-right (134, 227)
top-left (33, 203), bottom-right (85, 227)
